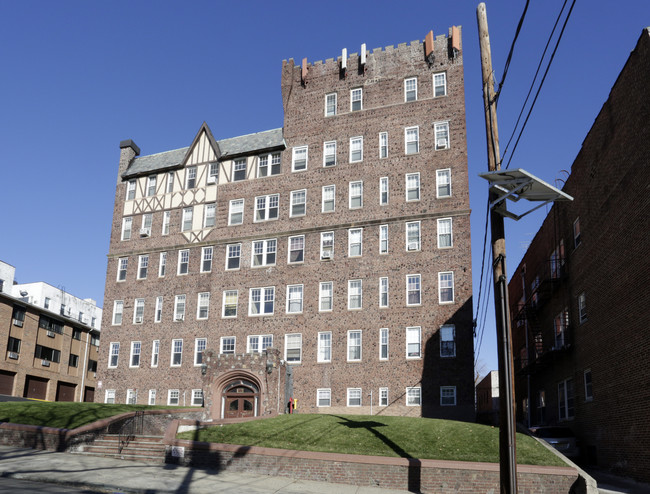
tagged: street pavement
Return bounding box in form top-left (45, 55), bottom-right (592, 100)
top-left (0, 445), bottom-right (409, 494)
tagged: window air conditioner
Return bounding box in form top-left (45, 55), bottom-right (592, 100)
top-left (207, 175), bottom-right (217, 184)
top-left (8, 352), bottom-right (18, 360)
top-left (41, 360), bottom-right (50, 367)
top-left (135, 316), bottom-right (143, 324)
top-left (436, 139), bottom-right (447, 149)
top-left (12, 319), bottom-right (23, 327)
top-left (407, 242), bottom-right (419, 251)
top-left (321, 250), bottom-right (332, 260)
top-left (175, 315), bottom-right (184, 321)
top-left (46, 330), bottom-right (55, 338)
top-left (139, 228), bottom-right (151, 237)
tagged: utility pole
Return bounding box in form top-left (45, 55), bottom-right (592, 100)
top-left (477, 3), bottom-right (518, 493)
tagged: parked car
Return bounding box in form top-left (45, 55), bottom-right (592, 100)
top-left (529, 426), bottom-right (579, 458)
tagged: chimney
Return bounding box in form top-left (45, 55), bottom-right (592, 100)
top-left (118, 139), bottom-right (140, 179)
top-left (424, 30), bottom-right (435, 64)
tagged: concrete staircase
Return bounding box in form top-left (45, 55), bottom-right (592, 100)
top-left (74, 434), bottom-right (167, 463)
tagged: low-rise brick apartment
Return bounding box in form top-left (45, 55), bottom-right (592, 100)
top-left (508, 28), bottom-right (650, 482)
top-left (98, 27), bottom-right (475, 421)
top-left (0, 260), bottom-right (100, 401)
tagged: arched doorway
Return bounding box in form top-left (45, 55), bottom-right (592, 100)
top-left (221, 379), bottom-right (259, 419)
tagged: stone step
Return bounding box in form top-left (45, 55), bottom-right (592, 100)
top-left (78, 451), bottom-right (166, 463)
top-left (72, 434), bottom-right (167, 463)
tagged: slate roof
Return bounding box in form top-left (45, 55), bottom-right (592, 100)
top-left (122, 128), bottom-right (284, 179)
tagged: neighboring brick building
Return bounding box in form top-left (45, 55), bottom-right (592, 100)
top-left (98, 27), bottom-right (474, 421)
top-left (0, 260), bottom-right (100, 401)
top-left (508, 29), bottom-right (650, 482)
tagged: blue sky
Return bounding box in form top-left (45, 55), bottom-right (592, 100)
top-left (1, 0), bottom-right (648, 376)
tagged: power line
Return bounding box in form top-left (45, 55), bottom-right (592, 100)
top-left (494, 0), bottom-right (531, 104)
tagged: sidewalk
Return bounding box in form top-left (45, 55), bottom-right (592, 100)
top-left (0, 445), bottom-right (408, 494)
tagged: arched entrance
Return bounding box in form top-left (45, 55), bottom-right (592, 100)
top-left (221, 379), bottom-right (259, 419)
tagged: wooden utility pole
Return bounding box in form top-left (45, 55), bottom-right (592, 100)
top-left (476, 3), bottom-right (518, 493)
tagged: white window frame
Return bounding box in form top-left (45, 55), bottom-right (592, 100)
top-left (159, 252), bottom-right (167, 277)
top-left (249, 287), bottom-right (275, 316)
top-left (405, 126), bottom-right (419, 154)
top-left (380, 177), bottom-right (389, 205)
top-left (142, 213), bottom-right (153, 237)
top-left (322, 185), bottom-right (336, 212)
top-left (162, 211), bottom-right (171, 235)
top-left (203, 203), bottom-right (216, 228)
top-left (406, 326), bottom-right (421, 358)
top-left (171, 339), bottom-right (183, 367)
top-left (121, 217), bottom-right (132, 240)
top-left (285, 333), bottom-right (302, 363)
top-left (220, 336), bottom-right (235, 355)
top-left (578, 292), bottom-right (587, 323)
top-left (317, 388), bottom-right (331, 407)
top-left (292, 146), bottom-right (308, 172)
top-left (148, 389), bottom-right (156, 405)
top-left (130, 341), bottom-right (141, 368)
top-left (347, 330), bottom-right (362, 362)
top-left (151, 340), bottom-right (159, 367)
top-left (177, 249), bottom-right (189, 275)
top-left (349, 181), bottom-right (363, 209)
top-left (196, 292), bottom-right (210, 320)
top-left (318, 332), bottom-right (332, 363)
top-left (166, 172), bottom-right (174, 193)
top-left (257, 152), bottom-right (281, 177)
top-left (379, 387), bottom-right (388, 406)
top-left (105, 389), bottom-right (116, 404)
top-left (181, 207), bottom-right (193, 232)
top-left (168, 389), bottom-right (180, 406)
top-left (288, 235), bottom-right (304, 264)
top-left (433, 72), bottom-right (447, 97)
top-left (247, 334), bottom-right (273, 354)
top-left (380, 328), bottom-right (389, 360)
top-left (347, 388), bottom-right (362, 407)
top-left (228, 199), bottom-right (244, 226)
top-left (404, 77), bottom-right (417, 102)
top-left (406, 172), bottom-right (420, 202)
top-left (438, 272), bottom-right (455, 304)
top-left (290, 189), bottom-right (306, 217)
top-left (254, 194), bottom-right (279, 222)
top-left (222, 290), bottom-right (238, 318)
top-left (379, 132), bottom-right (388, 159)
top-left (137, 255), bottom-right (148, 280)
top-left (437, 218), bottom-right (453, 248)
top-left (154, 296), bottom-right (163, 323)
top-left (349, 136), bottom-right (363, 163)
top-left (380, 225), bottom-right (388, 255)
top-left (226, 243), bottom-right (241, 270)
top-left (126, 180), bottom-right (136, 200)
top-left (232, 158), bottom-right (247, 182)
top-left (436, 168), bottom-right (452, 198)
top-left (117, 257), bottom-right (128, 282)
top-left (320, 232), bottom-right (334, 260)
top-left (325, 93), bottom-right (337, 116)
top-left (133, 298), bottom-right (145, 324)
top-left (192, 389), bottom-right (204, 406)
top-left (323, 141), bottom-right (337, 167)
top-left (201, 246), bottom-right (213, 273)
top-left (286, 284), bottom-right (304, 314)
top-left (558, 378), bottom-right (575, 420)
top-left (406, 387), bottom-right (421, 406)
top-left (406, 221), bottom-right (421, 251)
top-left (108, 342), bottom-right (119, 368)
top-left (251, 238), bottom-right (277, 267)
top-left (208, 162), bottom-right (219, 182)
top-left (112, 300), bottom-right (124, 326)
top-left (435, 121), bottom-right (450, 150)
top-left (406, 274), bottom-right (421, 306)
top-left (379, 277), bottom-right (389, 308)
top-left (185, 166), bottom-right (197, 189)
top-left (348, 228), bottom-right (362, 257)
top-left (319, 282), bottom-right (333, 312)
top-left (348, 279), bottom-right (362, 310)
top-left (584, 369), bottom-right (593, 402)
top-left (350, 88), bottom-right (362, 111)
top-left (174, 294), bottom-right (186, 321)
top-left (147, 175), bottom-right (157, 196)
top-left (440, 324), bottom-right (456, 358)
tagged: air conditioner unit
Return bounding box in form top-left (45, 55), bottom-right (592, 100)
top-left (175, 315), bottom-right (184, 321)
top-left (8, 352), bottom-right (18, 360)
top-left (46, 330), bottom-right (55, 338)
top-left (407, 242), bottom-right (419, 251)
top-left (12, 319), bottom-right (23, 327)
top-left (207, 175), bottom-right (217, 184)
top-left (41, 360), bottom-right (50, 367)
top-left (139, 228), bottom-right (151, 237)
top-left (321, 250), bottom-right (332, 260)
top-left (436, 139), bottom-right (447, 149)
top-left (135, 316), bottom-right (143, 324)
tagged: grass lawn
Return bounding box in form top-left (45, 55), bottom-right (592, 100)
top-left (0, 401), bottom-right (169, 430)
top-left (178, 414), bottom-right (565, 466)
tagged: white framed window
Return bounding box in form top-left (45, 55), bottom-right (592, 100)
top-left (558, 378), bottom-right (575, 420)
top-left (192, 389), bottom-right (204, 406)
top-left (348, 228), bottom-right (362, 257)
top-left (349, 136), bottom-right (363, 163)
top-left (285, 333), bottom-right (302, 363)
top-left (222, 290), bottom-right (238, 318)
top-left (350, 88), bottom-right (362, 111)
top-left (130, 341), bottom-right (141, 367)
top-left (437, 218), bottom-right (453, 248)
top-left (380, 177), bottom-right (389, 205)
top-left (442, 387), bottom-right (460, 407)
top-left (117, 257), bottom-right (128, 281)
top-left (257, 152), bottom-right (281, 177)
top-left (168, 389), bottom-right (180, 406)
top-left (201, 246), bottom-right (213, 273)
top-left (220, 336), bottom-right (235, 355)
top-left (108, 342), bottom-right (119, 368)
top-left (159, 252), bottom-right (167, 277)
top-left (155, 296), bottom-right (163, 323)
top-left (288, 235), bottom-right (304, 263)
top-left (433, 72), bottom-right (447, 97)
top-left (126, 180), bottom-right (136, 200)
top-left (137, 255), bottom-right (148, 279)
top-left (182, 207), bottom-right (193, 232)
top-left (203, 203), bottom-right (216, 228)
top-left (247, 334), bottom-right (273, 353)
top-left (174, 294), bottom-right (186, 321)
top-left (249, 287), bottom-right (275, 316)
top-left (379, 277), bottom-right (389, 308)
top-left (252, 239), bottom-right (277, 267)
top-left (584, 369), bottom-right (593, 402)
top-left (228, 199), bottom-right (244, 225)
top-left (325, 93), bottom-right (337, 116)
top-left (405, 126), bottom-right (419, 154)
top-left (208, 162), bottom-right (219, 182)
top-left (148, 389), bottom-right (156, 405)
top-left (322, 185), bottom-right (335, 212)
top-left (319, 282), bottom-right (333, 312)
top-left (323, 141), bottom-right (337, 167)
top-left (162, 211), bottom-right (171, 235)
top-left (292, 146), bottom-right (308, 172)
top-left (226, 243), bottom-right (241, 270)
top-left (255, 194), bottom-right (279, 222)
top-left (286, 285), bottom-right (304, 314)
top-left (347, 388), bottom-right (362, 406)
top-left (348, 279), bottom-right (362, 310)
top-left (232, 158), bottom-right (247, 181)
top-left (435, 122), bottom-right (450, 150)
top-left (404, 77), bottom-right (417, 102)
top-left (151, 340), bottom-right (159, 367)
top-left (166, 172), bottom-right (174, 193)
top-left (121, 217), bottom-right (132, 240)
top-left (440, 324), bottom-right (456, 357)
top-left (197, 292), bottom-right (210, 320)
top-left (406, 274), bottom-right (422, 306)
top-left (573, 218), bottom-right (581, 248)
top-left (141, 213), bottom-right (152, 238)
top-left (378, 132), bottom-right (389, 160)
top-left (439, 272), bottom-right (454, 303)
top-left (380, 328), bottom-right (389, 360)
top-left (317, 388), bottom-right (331, 407)
top-left (578, 292), bottom-right (587, 323)
top-left (290, 189), bottom-right (306, 217)
top-left (380, 224), bottom-right (388, 254)
top-left (406, 387), bottom-right (421, 406)
top-left (177, 249), bottom-right (189, 275)
top-left (347, 330), bottom-right (362, 361)
top-left (171, 339), bottom-right (183, 366)
top-left (436, 168), bottom-right (452, 197)
top-left (147, 175), bottom-right (157, 196)
top-left (126, 389), bottom-right (137, 404)
top-left (133, 298), bottom-right (145, 324)
top-left (112, 300), bottom-right (124, 325)
top-left (320, 232), bottom-right (334, 260)
top-left (554, 309), bottom-right (569, 348)
top-left (406, 326), bottom-right (421, 358)
top-left (349, 181), bottom-right (363, 209)
top-left (185, 166), bottom-right (197, 189)
top-left (379, 387), bottom-right (388, 406)
top-left (406, 221), bottom-right (421, 251)
top-left (318, 332), bottom-right (332, 362)
top-left (105, 389), bottom-right (116, 404)
top-left (406, 173), bottom-right (420, 201)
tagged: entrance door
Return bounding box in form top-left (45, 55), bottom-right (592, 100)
top-left (0, 371), bottom-right (15, 395)
top-left (222, 379), bottom-right (259, 419)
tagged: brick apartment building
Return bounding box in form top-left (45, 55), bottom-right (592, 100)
top-left (508, 29), bottom-right (650, 482)
top-left (0, 261), bottom-right (100, 401)
top-left (97, 27), bottom-right (474, 421)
